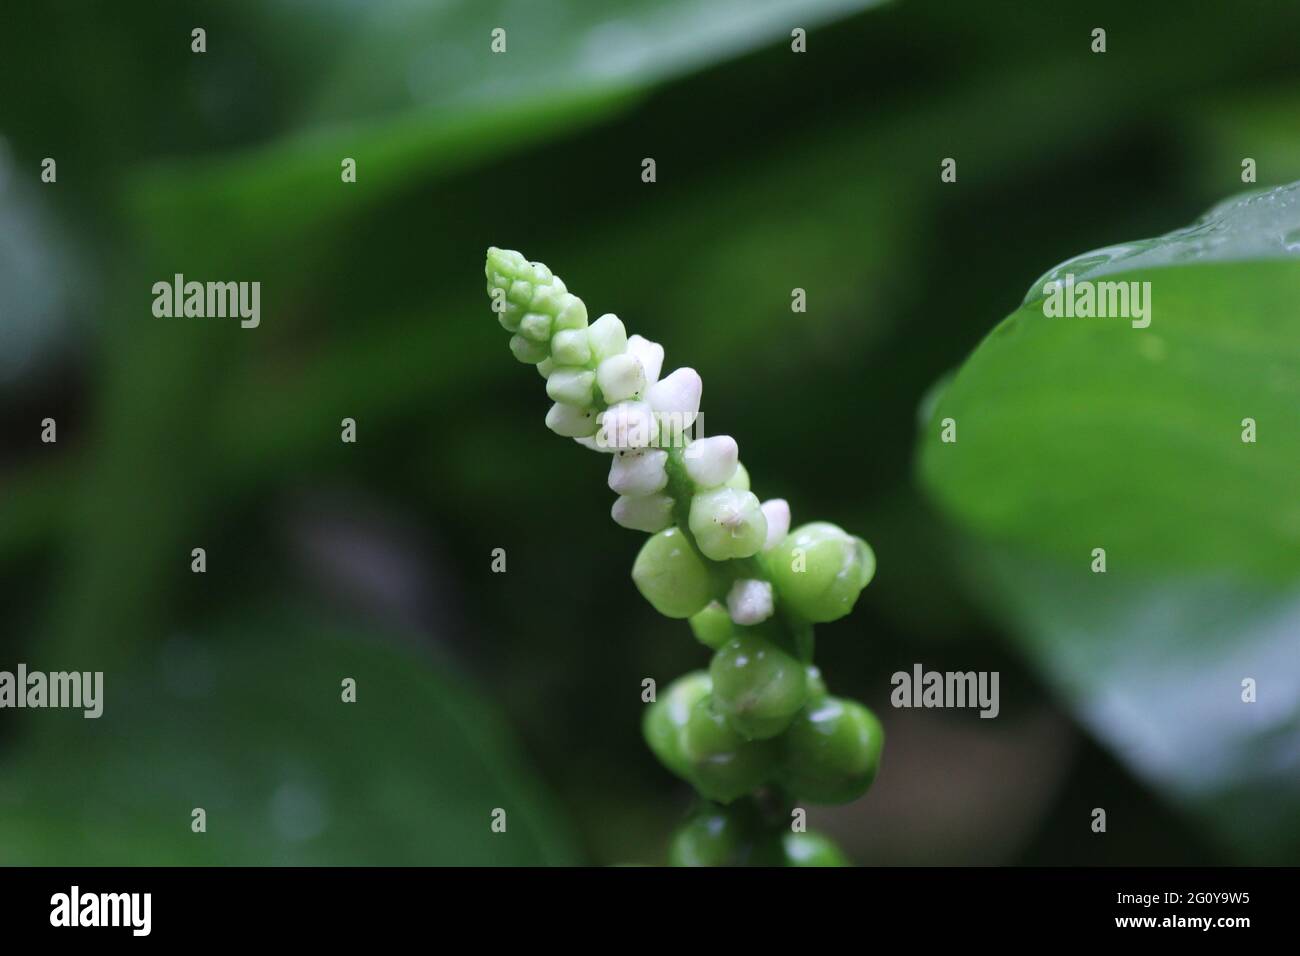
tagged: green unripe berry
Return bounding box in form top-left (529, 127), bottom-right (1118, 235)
top-left (680, 696), bottom-right (779, 803)
top-left (631, 527), bottom-right (712, 619)
top-left (689, 602), bottom-right (734, 651)
top-left (546, 368), bottom-right (596, 407)
top-left (642, 671), bottom-right (711, 781)
top-left (510, 334), bottom-right (548, 364)
top-left (668, 806), bottom-right (747, 866)
top-left (709, 630), bottom-right (807, 740)
top-left (782, 831), bottom-right (849, 867)
top-left (768, 522), bottom-right (875, 623)
top-left (780, 696), bottom-right (884, 804)
top-left (551, 328), bottom-right (591, 367)
top-left (804, 664), bottom-right (828, 701)
top-left (688, 487), bottom-right (767, 561)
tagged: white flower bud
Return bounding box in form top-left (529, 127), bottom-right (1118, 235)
top-left (626, 334), bottom-right (664, 386)
top-left (530, 280), bottom-right (565, 314)
top-left (574, 435), bottom-right (617, 453)
top-left (553, 293), bottom-right (589, 331)
top-left (646, 367), bottom-right (702, 431)
top-left (598, 401), bottom-right (658, 449)
top-left (587, 313), bottom-right (627, 363)
top-left (551, 328), bottom-right (591, 367)
top-left (608, 449), bottom-right (669, 496)
top-left (726, 578), bottom-right (774, 625)
top-left (612, 493), bottom-right (674, 533)
top-left (507, 280), bottom-right (533, 307)
top-left (518, 312), bottom-right (552, 343)
top-left (682, 435), bottom-right (739, 488)
top-left (760, 498), bottom-right (791, 551)
top-left (510, 334), bottom-right (547, 364)
top-left (596, 353), bottom-right (646, 404)
top-left (546, 368), bottom-right (596, 407)
top-left (545, 402), bottom-right (598, 438)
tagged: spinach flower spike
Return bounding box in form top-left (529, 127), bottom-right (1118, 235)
top-left (484, 249), bottom-right (882, 865)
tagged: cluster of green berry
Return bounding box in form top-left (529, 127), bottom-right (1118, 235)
top-left (667, 799), bottom-right (850, 867)
top-left (484, 248), bottom-right (883, 865)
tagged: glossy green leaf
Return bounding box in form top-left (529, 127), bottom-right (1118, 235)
top-left (920, 183), bottom-right (1300, 579)
top-left (920, 185), bottom-right (1300, 860)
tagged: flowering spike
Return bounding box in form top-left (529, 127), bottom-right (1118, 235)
top-left (482, 250), bottom-right (880, 859)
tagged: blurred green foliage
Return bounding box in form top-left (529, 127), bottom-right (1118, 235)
top-left (963, 551), bottom-right (1300, 864)
top-left (1, 0), bottom-right (1298, 864)
top-left (0, 611), bottom-right (576, 865)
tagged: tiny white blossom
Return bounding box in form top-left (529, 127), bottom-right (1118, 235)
top-left (612, 493), bottom-right (674, 533)
top-left (546, 367), bottom-right (596, 407)
top-left (596, 353), bottom-right (646, 404)
top-left (545, 402), bottom-right (598, 438)
top-left (574, 435), bottom-right (616, 453)
top-left (682, 435), bottom-right (738, 488)
top-left (626, 334), bottom-right (664, 386)
top-left (598, 401), bottom-right (658, 449)
top-left (646, 367), bottom-right (702, 430)
top-left (726, 578), bottom-right (774, 625)
top-left (760, 498), bottom-right (791, 551)
top-left (608, 449), bottom-right (669, 496)
top-left (587, 313), bottom-right (628, 363)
